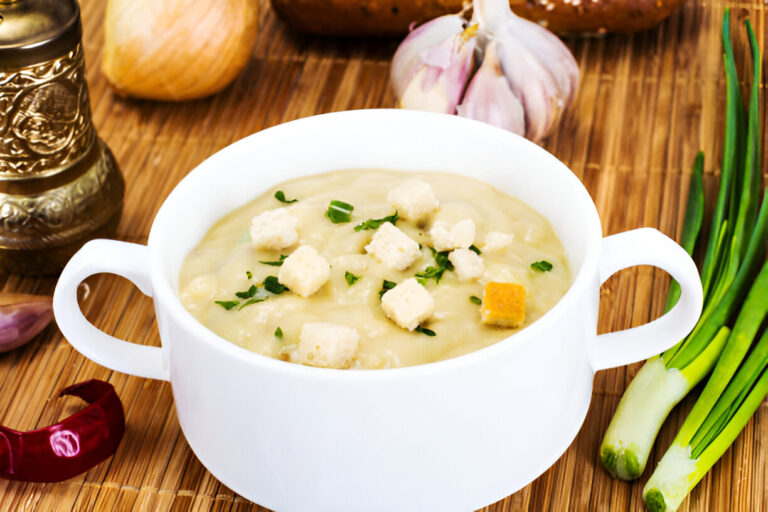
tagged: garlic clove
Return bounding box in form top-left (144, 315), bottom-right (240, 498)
top-left (456, 41), bottom-right (525, 136)
top-left (391, 16), bottom-right (477, 114)
top-left (102, 0), bottom-right (259, 101)
top-left (0, 293), bottom-right (53, 353)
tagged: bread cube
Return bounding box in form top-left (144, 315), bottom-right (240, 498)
top-left (483, 231), bottom-right (514, 252)
top-left (381, 278), bottom-right (435, 330)
top-left (365, 222), bottom-right (421, 270)
top-left (386, 179), bottom-right (439, 223)
top-left (295, 322), bottom-right (359, 369)
top-left (430, 219), bottom-right (476, 252)
top-left (481, 282), bottom-right (526, 328)
top-left (448, 249), bottom-right (484, 281)
top-left (278, 245), bottom-right (330, 297)
top-left (250, 208), bottom-right (298, 250)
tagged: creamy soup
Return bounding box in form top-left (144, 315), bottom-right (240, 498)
top-left (179, 170), bottom-right (571, 369)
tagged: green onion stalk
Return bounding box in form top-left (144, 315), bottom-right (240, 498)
top-left (600, 11), bottom-right (766, 482)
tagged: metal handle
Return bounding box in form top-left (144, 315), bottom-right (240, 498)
top-left (53, 239), bottom-right (170, 381)
top-left (589, 228), bottom-right (703, 372)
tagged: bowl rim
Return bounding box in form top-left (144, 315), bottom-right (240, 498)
top-left (148, 109), bottom-right (603, 379)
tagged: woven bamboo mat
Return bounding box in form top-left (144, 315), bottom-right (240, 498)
top-left (0, 0), bottom-right (765, 510)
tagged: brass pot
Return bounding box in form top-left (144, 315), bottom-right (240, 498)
top-left (0, 0), bottom-right (123, 275)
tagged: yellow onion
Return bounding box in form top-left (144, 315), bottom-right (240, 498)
top-left (102, 0), bottom-right (259, 101)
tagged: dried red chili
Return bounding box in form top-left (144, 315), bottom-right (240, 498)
top-left (0, 380), bottom-right (125, 482)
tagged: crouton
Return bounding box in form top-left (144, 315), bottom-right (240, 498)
top-left (295, 322), bottom-right (359, 368)
top-left (250, 208), bottom-right (298, 250)
top-left (386, 179), bottom-right (439, 223)
top-left (483, 231), bottom-right (514, 252)
top-left (365, 222), bottom-right (421, 270)
top-left (278, 245), bottom-right (330, 297)
top-left (430, 219), bottom-right (476, 252)
top-left (448, 249), bottom-right (484, 281)
top-left (381, 278), bottom-right (435, 331)
top-left (480, 282), bottom-right (526, 328)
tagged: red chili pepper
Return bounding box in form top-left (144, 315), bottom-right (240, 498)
top-left (0, 380), bottom-right (125, 482)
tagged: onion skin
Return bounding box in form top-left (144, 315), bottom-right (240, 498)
top-left (0, 293), bottom-right (53, 353)
top-left (102, 0), bottom-right (259, 101)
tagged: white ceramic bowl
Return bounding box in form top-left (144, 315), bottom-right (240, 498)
top-left (53, 110), bottom-right (702, 512)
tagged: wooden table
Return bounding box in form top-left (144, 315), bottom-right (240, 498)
top-left (0, 0), bottom-right (765, 510)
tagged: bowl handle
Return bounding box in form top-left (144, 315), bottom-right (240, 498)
top-left (53, 239), bottom-right (170, 381)
top-left (589, 228), bottom-right (703, 372)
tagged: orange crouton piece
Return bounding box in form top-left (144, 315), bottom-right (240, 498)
top-left (481, 282), bottom-right (527, 328)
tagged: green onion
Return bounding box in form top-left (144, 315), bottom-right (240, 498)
top-left (469, 244), bottom-right (481, 255)
top-left (215, 301), bottom-right (238, 310)
top-left (600, 11), bottom-right (768, 488)
top-left (259, 255), bottom-right (288, 266)
top-left (344, 271), bottom-right (360, 285)
top-left (326, 200), bottom-right (354, 223)
top-left (530, 260), bottom-right (553, 272)
top-left (263, 276), bottom-right (286, 294)
top-left (379, 280), bottom-right (396, 299)
top-left (469, 295), bottom-right (482, 305)
top-left (274, 190), bottom-right (298, 204)
top-left (415, 326), bottom-right (436, 336)
top-left (354, 211), bottom-right (398, 231)
top-left (246, 270), bottom-right (253, 280)
top-left (274, 327), bottom-right (283, 338)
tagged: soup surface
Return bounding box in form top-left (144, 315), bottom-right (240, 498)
top-left (179, 170), bottom-right (572, 369)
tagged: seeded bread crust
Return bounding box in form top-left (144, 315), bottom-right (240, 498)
top-left (270, 0), bottom-right (685, 36)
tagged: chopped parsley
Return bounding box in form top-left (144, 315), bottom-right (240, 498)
top-left (345, 271), bottom-right (360, 285)
top-left (259, 255), bottom-right (288, 266)
top-left (469, 295), bottom-right (482, 305)
top-left (379, 279), bottom-right (397, 299)
top-left (245, 270), bottom-right (253, 280)
top-left (274, 190), bottom-right (298, 203)
top-left (214, 300), bottom-right (238, 310)
top-left (326, 199), bottom-right (354, 223)
top-left (415, 326), bottom-right (436, 336)
top-left (415, 248), bottom-right (454, 284)
top-left (214, 275), bottom-right (286, 310)
top-left (531, 260), bottom-right (554, 272)
top-left (274, 326), bottom-right (283, 338)
top-left (263, 275), bottom-right (287, 294)
top-left (469, 244), bottom-right (482, 255)
top-left (354, 211), bottom-right (399, 232)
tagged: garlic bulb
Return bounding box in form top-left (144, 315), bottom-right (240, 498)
top-left (103, 0), bottom-right (259, 101)
top-left (390, 0), bottom-right (579, 142)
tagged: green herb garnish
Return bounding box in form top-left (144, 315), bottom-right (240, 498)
top-left (531, 260), bottom-right (553, 272)
top-left (469, 295), bottom-right (482, 305)
top-left (345, 271), bottom-right (360, 285)
top-left (235, 285), bottom-right (259, 299)
top-left (215, 300), bottom-right (239, 310)
top-left (259, 255), bottom-right (288, 266)
top-left (415, 326), bottom-right (436, 337)
top-left (469, 244), bottom-right (482, 255)
top-left (326, 200), bottom-right (354, 223)
top-left (238, 294), bottom-right (269, 310)
top-left (263, 275), bottom-right (287, 294)
top-left (274, 326), bottom-right (283, 338)
top-left (354, 211), bottom-right (398, 232)
top-left (416, 248), bottom-right (454, 284)
top-left (274, 190), bottom-right (298, 204)
top-left (379, 279), bottom-right (396, 299)
top-left (246, 270), bottom-right (253, 280)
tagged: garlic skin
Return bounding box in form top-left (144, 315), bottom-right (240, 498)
top-left (390, 0), bottom-right (579, 143)
top-left (456, 41), bottom-right (525, 136)
top-left (0, 293), bottom-right (53, 353)
top-left (391, 15), bottom-right (477, 114)
top-left (103, 0), bottom-right (259, 101)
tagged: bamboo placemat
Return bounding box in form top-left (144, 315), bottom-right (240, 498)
top-left (0, 0), bottom-right (765, 510)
